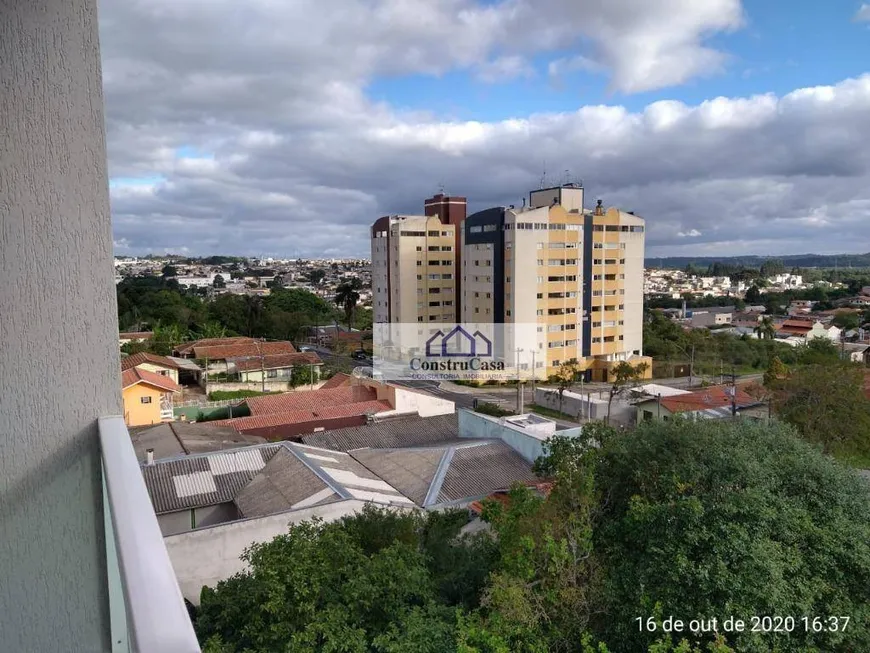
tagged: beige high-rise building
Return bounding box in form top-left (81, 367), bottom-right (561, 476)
top-left (461, 184), bottom-right (651, 381)
top-left (371, 214), bottom-right (458, 325)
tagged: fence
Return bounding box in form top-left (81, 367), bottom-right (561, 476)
top-left (174, 398), bottom-right (242, 409)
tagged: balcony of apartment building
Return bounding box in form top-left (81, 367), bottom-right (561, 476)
top-left (2, 1), bottom-right (201, 650)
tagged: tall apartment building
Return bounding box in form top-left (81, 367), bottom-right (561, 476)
top-left (371, 214), bottom-right (458, 324)
top-left (461, 183), bottom-right (650, 381)
top-left (371, 195), bottom-right (466, 326)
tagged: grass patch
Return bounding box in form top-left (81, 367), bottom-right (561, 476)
top-left (529, 404), bottom-right (576, 422)
top-left (208, 389), bottom-right (275, 401)
top-left (831, 447), bottom-right (870, 470)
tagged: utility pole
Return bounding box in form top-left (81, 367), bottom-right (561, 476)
top-left (531, 349), bottom-right (537, 395)
top-left (515, 347), bottom-right (524, 413)
top-left (261, 353), bottom-right (266, 393)
top-left (730, 368), bottom-right (738, 417)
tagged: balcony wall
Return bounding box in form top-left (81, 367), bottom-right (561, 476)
top-left (1, 0), bottom-right (121, 650)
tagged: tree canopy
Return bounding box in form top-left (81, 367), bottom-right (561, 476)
top-left (192, 419), bottom-right (870, 652)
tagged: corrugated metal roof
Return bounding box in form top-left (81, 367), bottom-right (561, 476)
top-left (302, 413), bottom-right (460, 452)
top-left (436, 442), bottom-right (538, 506)
top-left (141, 445), bottom-right (281, 514)
top-left (234, 448), bottom-right (335, 519)
top-left (207, 449), bottom-right (269, 475)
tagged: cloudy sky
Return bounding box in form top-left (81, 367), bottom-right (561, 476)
top-left (101, 0), bottom-right (870, 259)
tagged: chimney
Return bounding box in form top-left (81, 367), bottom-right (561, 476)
top-left (145, 448), bottom-right (155, 465)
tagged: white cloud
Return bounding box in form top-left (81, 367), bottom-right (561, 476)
top-left (678, 229), bottom-right (702, 238)
top-left (475, 55), bottom-right (536, 83)
top-left (98, 1), bottom-right (870, 258)
top-left (855, 4), bottom-right (870, 22)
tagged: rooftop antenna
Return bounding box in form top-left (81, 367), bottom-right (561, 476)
top-left (564, 169), bottom-right (570, 185)
top-left (437, 181), bottom-right (446, 196)
top-left (539, 160), bottom-right (547, 189)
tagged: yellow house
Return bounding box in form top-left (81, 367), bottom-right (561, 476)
top-left (121, 367), bottom-right (180, 427)
top-left (120, 351), bottom-right (182, 385)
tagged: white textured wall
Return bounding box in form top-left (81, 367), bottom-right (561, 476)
top-left (0, 0), bottom-right (120, 650)
top-left (165, 500), bottom-right (376, 603)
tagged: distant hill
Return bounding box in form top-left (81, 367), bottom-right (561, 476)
top-left (646, 253), bottom-right (870, 270)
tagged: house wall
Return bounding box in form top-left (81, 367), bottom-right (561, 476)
top-left (156, 503), bottom-right (239, 537)
top-left (458, 409), bottom-right (583, 463)
top-left (134, 362), bottom-right (180, 385)
top-left (158, 510), bottom-right (193, 537)
top-left (165, 499), bottom-right (378, 603)
top-left (1, 0), bottom-right (119, 648)
top-left (364, 381), bottom-right (455, 416)
top-left (122, 384), bottom-right (166, 426)
top-left (534, 388), bottom-right (634, 423)
top-left (207, 380), bottom-right (294, 393)
top-left (195, 502), bottom-right (239, 529)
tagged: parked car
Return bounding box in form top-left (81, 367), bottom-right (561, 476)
top-left (299, 345), bottom-right (313, 352)
top-left (351, 349), bottom-right (369, 360)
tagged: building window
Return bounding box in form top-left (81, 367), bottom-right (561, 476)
top-left (416, 261), bottom-right (422, 266)
top-left (442, 231), bottom-right (449, 236)
top-left (536, 309), bottom-right (544, 316)
top-left (428, 230), bottom-right (439, 236)
top-left (267, 369), bottom-right (278, 379)
top-left (140, 396), bottom-right (152, 404)
top-left (536, 293), bottom-right (543, 299)
top-left (506, 310), bottom-right (512, 316)
top-left (470, 226), bottom-right (483, 234)
top-left (416, 246), bottom-right (422, 251)
top-left (536, 243), bottom-right (543, 249)
top-left (418, 316), bottom-right (424, 322)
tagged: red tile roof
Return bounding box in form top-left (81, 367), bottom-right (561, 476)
top-left (174, 337), bottom-right (255, 356)
top-left (319, 373), bottom-right (353, 389)
top-left (228, 352), bottom-right (322, 372)
top-left (246, 385), bottom-right (379, 416)
top-left (193, 341), bottom-right (297, 361)
top-left (210, 400), bottom-right (393, 432)
top-left (121, 367), bottom-right (181, 393)
top-left (659, 385), bottom-right (759, 414)
top-left (121, 352), bottom-right (182, 371)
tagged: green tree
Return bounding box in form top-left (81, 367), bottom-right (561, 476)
top-left (162, 264), bottom-right (178, 278)
top-left (795, 337), bottom-right (840, 365)
top-left (772, 362), bottom-right (870, 458)
top-left (195, 506), bottom-right (496, 653)
top-left (335, 278), bottom-right (363, 330)
top-left (763, 355), bottom-right (788, 388)
top-left (753, 315), bottom-right (776, 340)
top-left (212, 274), bottom-right (226, 289)
top-left (593, 418), bottom-right (870, 652)
top-left (308, 269), bottom-right (327, 286)
top-left (606, 361), bottom-right (649, 424)
top-left (832, 312), bottom-right (860, 331)
top-left (553, 358), bottom-right (582, 417)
